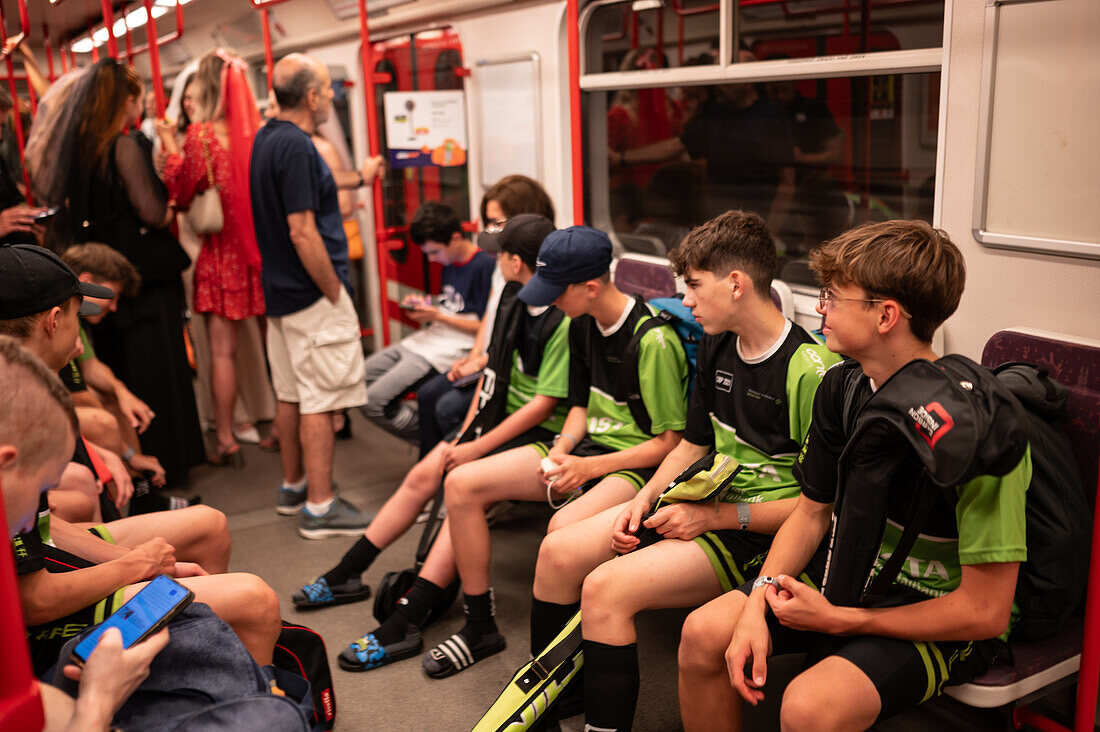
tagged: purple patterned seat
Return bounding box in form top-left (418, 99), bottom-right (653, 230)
top-left (947, 330), bottom-right (1100, 709)
top-left (613, 256), bottom-right (677, 301)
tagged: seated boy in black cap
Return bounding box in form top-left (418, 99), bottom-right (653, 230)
top-left (678, 221), bottom-right (1030, 732)
top-left (291, 215), bottom-right (573, 672)
top-left (0, 243), bottom-right (281, 675)
top-left (418, 225), bottom-right (689, 678)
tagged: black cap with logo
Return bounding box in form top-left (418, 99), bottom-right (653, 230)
top-left (0, 244), bottom-right (117, 318)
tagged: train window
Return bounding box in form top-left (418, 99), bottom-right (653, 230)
top-left (586, 71), bottom-right (940, 266)
top-left (585, 1), bottom-right (720, 73)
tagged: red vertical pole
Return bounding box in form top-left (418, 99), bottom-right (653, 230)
top-left (124, 3), bottom-right (135, 65)
top-left (260, 8), bottom-right (274, 94)
top-left (142, 0), bottom-right (166, 116)
top-left (1074, 457), bottom-right (1100, 731)
top-left (358, 0), bottom-right (392, 345)
top-left (0, 17), bottom-right (31, 202)
top-left (101, 0), bottom-right (119, 59)
top-left (44, 24), bottom-right (58, 81)
top-left (567, 0), bottom-right (584, 224)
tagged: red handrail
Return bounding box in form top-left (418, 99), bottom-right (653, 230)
top-left (101, 0), bottom-right (119, 58)
top-left (567, 0), bottom-right (583, 224)
top-left (124, 1), bottom-right (184, 59)
top-left (43, 23), bottom-right (57, 81)
top-left (143, 0), bottom-right (166, 116)
top-left (357, 0), bottom-right (393, 345)
top-left (0, 0), bottom-right (31, 202)
top-left (260, 8), bottom-right (274, 94)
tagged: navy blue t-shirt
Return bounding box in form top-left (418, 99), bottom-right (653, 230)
top-left (440, 249), bottom-right (496, 317)
top-left (250, 120), bottom-right (352, 317)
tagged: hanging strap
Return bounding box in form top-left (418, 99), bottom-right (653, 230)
top-left (199, 123), bottom-right (216, 189)
top-left (514, 613), bottom-right (583, 692)
top-left (860, 469), bottom-right (940, 604)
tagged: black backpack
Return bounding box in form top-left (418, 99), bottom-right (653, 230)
top-left (842, 360), bottom-right (1088, 641)
top-left (273, 621), bottom-right (336, 731)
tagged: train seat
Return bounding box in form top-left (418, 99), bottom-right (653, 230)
top-left (946, 329), bottom-right (1100, 710)
top-left (612, 254), bottom-right (678, 300)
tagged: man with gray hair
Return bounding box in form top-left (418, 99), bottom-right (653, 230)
top-left (250, 53), bottom-right (384, 538)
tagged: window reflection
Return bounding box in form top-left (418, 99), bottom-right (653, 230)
top-left (593, 70), bottom-right (940, 271)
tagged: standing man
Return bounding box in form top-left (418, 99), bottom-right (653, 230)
top-left (250, 53), bottom-right (384, 538)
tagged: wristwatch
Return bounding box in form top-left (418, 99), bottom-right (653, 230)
top-left (736, 503), bottom-right (751, 531)
top-left (752, 575), bottom-right (779, 592)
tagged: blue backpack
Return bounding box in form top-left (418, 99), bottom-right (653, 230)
top-left (622, 295), bottom-right (703, 435)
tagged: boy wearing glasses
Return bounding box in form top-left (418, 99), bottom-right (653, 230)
top-left (677, 220), bottom-right (1031, 731)
top-left (526, 210), bottom-right (839, 731)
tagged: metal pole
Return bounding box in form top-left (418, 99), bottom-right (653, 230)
top-left (358, 0), bottom-right (392, 345)
top-left (260, 8), bottom-right (274, 94)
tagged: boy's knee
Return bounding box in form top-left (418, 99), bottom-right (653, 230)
top-left (443, 467), bottom-right (480, 508)
top-left (678, 608), bottom-right (729, 673)
top-left (546, 509), bottom-right (575, 534)
top-left (780, 675), bottom-right (830, 732)
top-left (580, 563), bottom-right (625, 620)
top-left (536, 531), bottom-right (574, 581)
top-left (237, 574), bottom-right (281, 626)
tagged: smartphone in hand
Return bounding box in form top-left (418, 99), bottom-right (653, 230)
top-left (69, 574), bottom-right (193, 667)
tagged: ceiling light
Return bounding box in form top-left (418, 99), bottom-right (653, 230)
top-left (126, 7), bottom-right (149, 28)
top-left (71, 38), bottom-right (95, 53)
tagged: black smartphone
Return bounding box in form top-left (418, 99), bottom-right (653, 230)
top-left (32, 207), bottom-right (59, 222)
top-left (69, 574), bottom-right (193, 667)
top-left (451, 370), bottom-right (484, 388)
top-left (399, 303), bottom-right (422, 311)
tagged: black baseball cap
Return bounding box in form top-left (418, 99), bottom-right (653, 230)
top-left (0, 244), bottom-right (116, 319)
top-left (518, 226), bottom-right (614, 307)
top-left (478, 214), bottom-right (556, 263)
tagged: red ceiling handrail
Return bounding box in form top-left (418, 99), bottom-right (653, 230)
top-left (43, 23), bottom-right (57, 81)
top-left (142, 0), bottom-right (166, 116)
top-left (260, 8), bottom-right (274, 94)
top-left (124, 1), bottom-right (184, 58)
top-left (101, 0), bottom-right (119, 58)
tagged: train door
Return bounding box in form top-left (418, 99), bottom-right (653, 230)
top-left (368, 28), bottom-right (470, 345)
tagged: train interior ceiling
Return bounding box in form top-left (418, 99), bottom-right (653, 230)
top-left (3, 0), bottom-right (1100, 730)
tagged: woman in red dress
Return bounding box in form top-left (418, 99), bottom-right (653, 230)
top-left (157, 50), bottom-right (264, 466)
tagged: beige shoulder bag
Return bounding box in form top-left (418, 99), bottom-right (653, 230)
top-left (187, 124), bottom-right (225, 235)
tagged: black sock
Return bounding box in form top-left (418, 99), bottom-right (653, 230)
top-left (530, 597), bottom-right (580, 656)
top-left (459, 589), bottom-right (498, 643)
top-left (322, 536), bottom-right (380, 587)
top-left (583, 641), bottom-right (639, 732)
top-left (372, 577), bottom-right (442, 645)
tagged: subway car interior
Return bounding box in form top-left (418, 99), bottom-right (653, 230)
top-left (0, 0), bottom-right (1099, 730)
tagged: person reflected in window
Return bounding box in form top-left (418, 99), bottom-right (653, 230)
top-left (611, 50), bottom-right (797, 239)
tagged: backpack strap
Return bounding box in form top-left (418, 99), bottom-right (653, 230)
top-left (622, 300), bottom-right (677, 437)
top-left (860, 469), bottom-right (939, 604)
top-left (514, 614), bottom-right (583, 692)
top-left (414, 478), bottom-right (448, 569)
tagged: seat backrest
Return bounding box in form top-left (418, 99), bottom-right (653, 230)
top-left (770, 279), bottom-right (795, 320)
top-left (613, 254), bottom-right (677, 301)
top-left (617, 233), bottom-right (667, 257)
top-left (981, 329), bottom-right (1100, 501)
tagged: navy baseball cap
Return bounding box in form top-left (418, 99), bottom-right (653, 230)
top-left (0, 244), bottom-right (115, 319)
top-left (518, 226), bottom-right (613, 307)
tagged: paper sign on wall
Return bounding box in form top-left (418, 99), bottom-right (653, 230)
top-left (383, 90), bottom-right (468, 169)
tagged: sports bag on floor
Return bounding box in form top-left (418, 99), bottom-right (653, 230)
top-left (471, 611), bottom-right (583, 732)
top-left (274, 621), bottom-right (336, 731)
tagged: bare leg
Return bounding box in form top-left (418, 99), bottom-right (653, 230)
top-left (48, 462), bottom-right (102, 524)
top-left (92, 505), bottom-right (231, 574)
top-left (444, 446), bottom-right (547, 595)
top-left (364, 442), bottom-right (447, 549)
top-left (679, 591), bottom-right (749, 732)
top-left (533, 502), bottom-right (625, 604)
top-left (780, 657), bottom-right (881, 731)
top-left (546, 475), bottom-right (638, 533)
top-left (75, 406), bottom-right (127, 455)
top-left (275, 401), bottom-right (303, 484)
top-left (581, 537), bottom-right (720, 645)
top-left (206, 314), bottom-right (240, 453)
top-left (300, 412), bottom-right (334, 503)
top-left (123, 572), bottom-right (280, 665)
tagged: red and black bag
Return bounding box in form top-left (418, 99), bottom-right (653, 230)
top-left (274, 621), bottom-right (336, 731)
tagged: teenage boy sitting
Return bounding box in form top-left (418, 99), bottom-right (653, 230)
top-left (360, 201), bottom-right (495, 443)
top-left (677, 220), bottom-right (1030, 732)
top-left (529, 211), bottom-right (839, 731)
top-left (293, 215), bottom-right (570, 618)
top-left (60, 244), bottom-right (165, 488)
top-left (0, 337), bottom-right (167, 732)
top-left (419, 225), bottom-right (689, 678)
top-left (0, 247), bottom-right (281, 674)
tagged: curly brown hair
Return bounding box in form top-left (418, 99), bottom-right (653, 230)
top-left (669, 210), bottom-right (776, 296)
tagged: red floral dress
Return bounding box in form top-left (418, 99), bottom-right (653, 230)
top-left (164, 122), bottom-right (265, 320)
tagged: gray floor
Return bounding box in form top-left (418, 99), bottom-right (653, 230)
top-left (173, 412), bottom-right (1018, 731)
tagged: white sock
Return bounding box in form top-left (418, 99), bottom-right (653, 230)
top-left (305, 497), bottom-right (335, 516)
top-left (282, 476), bottom-right (307, 492)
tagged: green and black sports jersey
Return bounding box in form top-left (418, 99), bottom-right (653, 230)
top-left (505, 306), bottom-right (571, 434)
top-left (683, 320), bottom-right (840, 503)
top-left (567, 299), bottom-right (688, 451)
top-left (797, 363), bottom-right (1030, 636)
top-left (11, 493), bottom-right (52, 575)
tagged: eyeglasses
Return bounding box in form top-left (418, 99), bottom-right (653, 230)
top-left (484, 218), bottom-right (507, 234)
top-left (817, 287), bottom-right (885, 310)
top-left (818, 287), bottom-right (912, 318)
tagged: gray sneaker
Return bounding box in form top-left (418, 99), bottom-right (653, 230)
top-left (276, 485), bottom-right (307, 516)
top-left (299, 496), bottom-right (372, 539)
